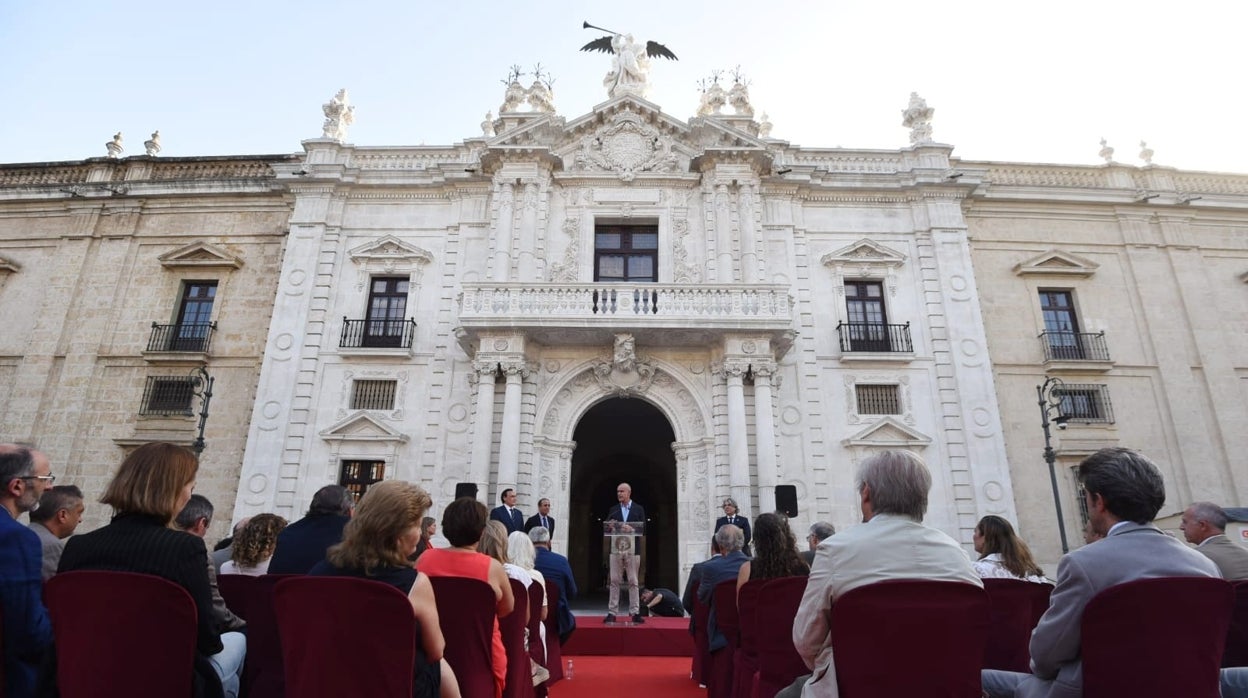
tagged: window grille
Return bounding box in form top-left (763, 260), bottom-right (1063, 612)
top-left (140, 376), bottom-right (196, 416)
top-left (340, 460), bottom-right (385, 502)
top-left (1074, 469), bottom-right (1090, 527)
top-left (855, 384), bottom-right (901, 415)
top-left (351, 380), bottom-right (397, 411)
top-left (1054, 384), bottom-right (1114, 424)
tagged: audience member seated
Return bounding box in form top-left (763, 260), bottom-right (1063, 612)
top-left (221, 513), bottom-right (287, 576)
top-left (640, 587), bottom-right (685, 617)
top-left (212, 518), bottom-right (249, 574)
top-left (308, 480), bottom-right (459, 698)
top-left (508, 530), bottom-right (550, 684)
top-left (480, 520), bottom-right (534, 591)
top-left (268, 484), bottom-right (354, 574)
top-left (1181, 501), bottom-right (1248, 580)
top-left (798, 521), bottom-right (835, 568)
top-left (27, 484), bottom-right (85, 581)
top-left (175, 494), bottom-right (247, 634)
top-left (737, 512), bottom-right (809, 595)
top-left (982, 447), bottom-right (1221, 698)
top-left (57, 442), bottom-right (246, 698)
top-left (973, 515), bottom-right (1048, 583)
top-left (781, 449), bottom-right (981, 698)
top-left (530, 526), bottom-right (577, 645)
top-left (0, 443), bottom-right (55, 698)
top-left (418, 497), bottom-right (515, 698)
top-left (411, 516), bottom-right (438, 561)
top-left (696, 524), bottom-right (749, 652)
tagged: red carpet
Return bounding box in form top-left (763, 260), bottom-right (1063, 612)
top-left (561, 616), bottom-right (693, 656)
top-left (550, 656), bottom-right (700, 697)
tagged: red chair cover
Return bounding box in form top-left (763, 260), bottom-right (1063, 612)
top-left (1082, 577), bottom-right (1234, 698)
top-left (526, 581), bottom-right (547, 698)
top-left (754, 576), bottom-right (808, 698)
top-left (431, 576), bottom-right (498, 698)
top-left (733, 579), bottom-right (767, 698)
top-left (831, 580), bottom-right (988, 698)
top-left (709, 580), bottom-right (741, 698)
top-left (982, 578), bottom-right (1053, 672)
top-left (692, 584), bottom-right (712, 686)
top-left (273, 576), bottom-right (416, 698)
top-left (1224, 580), bottom-right (1248, 668)
top-left (541, 580), bottom-right (563, 684)
top-left (219, 574), bottom-right (292, 698)
top-left (46, 570), bottom-right (199, 698)
top-left (501, 579), bottom-right (534, 698)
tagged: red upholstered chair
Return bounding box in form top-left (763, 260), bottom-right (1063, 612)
top-left (273, 576), bottom-right (417, 698)
top-left (431, 576), bottom-right (498, 698)
top-left (982, 578), bottom-right (1053, 672)
top-left (1082, 576), bottom-right (1234, 698)
top-left (831, 580), bottom-right (989, 697)
top-left (709, 580), bottom-right (741, 698)
top-left (526, 581), bottom-right (547, 697)
top-left (733, 579), bottom-right (767, 698)
top-left (218, 574), bottom-right (291, 698)
top-left (692, 584), bottom-right (712, 687)
top-left (1224, 580), bottom-right (1248, 668)
top-left (45, 570), bottom-right (200, 698)
top-left (502, 578), bottom-right (534, 698)
top-left (542, 579), bottom-right (563, 684)
top-left (755, 576), bottom-right (809, 698)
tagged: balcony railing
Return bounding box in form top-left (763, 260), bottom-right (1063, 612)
top-left (837, 322), bottom-right (913, 353)
top-left (146, 322), bottom-right (216, 353)
top-left (340, 318), bottom-right (416, 349)
top-left (1039, 331), bottom-right (1110, 362)
top-left (460, 283), bottom-right (793, 320)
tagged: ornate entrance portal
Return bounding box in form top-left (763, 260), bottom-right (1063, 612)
top-left (568, 397), bottom-right (677, 598)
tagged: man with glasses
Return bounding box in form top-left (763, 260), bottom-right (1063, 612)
top-left (799, 521), bottom-right (836, 567)
top-left (0, 443), bottom-right (55, 697)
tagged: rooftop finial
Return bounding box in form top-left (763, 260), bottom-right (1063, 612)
top-left (144, 131), bottom-right (161, 157)
top-left (321, 89), bottom-right (355, 142)
top-left (902, 92), bottom-right (934, 145)
top-left (1098, 138), bottom-right (1114, 164)
top-left (105, 132), bottom-right (124, 158)
top-left (1139, 140), bottom-right (1154, 166)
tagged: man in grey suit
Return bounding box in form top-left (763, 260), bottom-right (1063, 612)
top-left (1180, 501), bottom-right (1248, 580)
top-left (983, 447), bottom-right (1221, 698)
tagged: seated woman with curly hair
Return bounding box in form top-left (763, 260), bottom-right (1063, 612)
top-left (736, 512), bottom-right (810, 594)
top-left (221, 513), bottom-right (287, 576)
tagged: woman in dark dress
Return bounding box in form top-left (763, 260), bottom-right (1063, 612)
top-left (309, 480), bottom-right (459, 698)
top-left (58, 442), bottom-right (246, 698)
top-left (735, 512), bottom-right (810, 595)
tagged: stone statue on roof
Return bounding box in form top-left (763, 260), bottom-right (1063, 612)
top-left (321, 89), bottom-right (355, 142)
top-left (581, 22), bottom-right (677, 100)
top-left (902, 92), bottom-right (934, 145)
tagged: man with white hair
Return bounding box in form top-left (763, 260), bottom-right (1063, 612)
top-left (784, 450), bottom-right (980, 698)
top-left (1180, 500), bottom-right (1248, 580)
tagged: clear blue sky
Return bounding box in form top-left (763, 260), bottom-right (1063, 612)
top-left (3, 0), bottom-right (1245, 173)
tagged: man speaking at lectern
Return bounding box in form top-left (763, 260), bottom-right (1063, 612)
top-left (605, 482), bottom-right (646, 623)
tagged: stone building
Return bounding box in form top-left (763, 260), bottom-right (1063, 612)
top-left (0, 154), bottom-right (295, 536)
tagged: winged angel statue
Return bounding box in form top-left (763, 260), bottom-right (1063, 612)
top-left (581, 22), bottom-right (677, 99)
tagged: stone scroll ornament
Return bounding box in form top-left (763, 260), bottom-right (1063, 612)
top-left (580, 21), bottom-right (677, 100)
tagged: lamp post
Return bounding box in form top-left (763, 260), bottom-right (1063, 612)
top-left (189, 366), bottom-right (214, 457)
top-left (1037, 376), bottom-right (1071, 554)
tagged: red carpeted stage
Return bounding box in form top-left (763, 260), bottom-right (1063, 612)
top-left (562, 615), bottom-right (693, 656)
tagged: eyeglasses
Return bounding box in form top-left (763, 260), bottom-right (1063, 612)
top-left (20, 475), bottom-right (56, 483)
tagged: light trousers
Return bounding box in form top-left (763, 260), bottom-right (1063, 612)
top-left (608, 552), bottom-right (640, 615)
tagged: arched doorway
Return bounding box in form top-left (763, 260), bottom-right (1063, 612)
top-left (567, 397), bottom-right (678, 606)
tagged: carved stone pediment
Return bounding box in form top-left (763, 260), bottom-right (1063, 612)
top-left (564, 109), bottom-right (686, 181)
top-left (821, 239), bottom-right (907, 268)
top-left (319, 412), bottom-right (408, 443)
top-left (1013, 249), bottom-right (1099, 277)
top-left (349, 235), bottom-right (433, 275)
top-left (158, 241), bottom-right (243, 269)
top-left (589, 333), bottom-right (657, 396)
top-left (842, 417), bottom-right (931, 448)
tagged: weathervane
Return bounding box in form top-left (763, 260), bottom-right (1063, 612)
top-left (580, 21), bottom-right (677, 99)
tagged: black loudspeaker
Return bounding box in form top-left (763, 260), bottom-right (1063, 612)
top-left (454, 482), bottom-right (479, 500)
top-left (775, 485), bottom-right (798, 517)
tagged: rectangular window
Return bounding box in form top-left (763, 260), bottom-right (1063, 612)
top-left (140, 376), bottom-right (196, 416)
top-left (1039, 290), bottom-right (1083, 360)
top-left (340, 460), bottom-right (386, 502)
top-left (842, 281), bottom-right (896, 351)
top-left (364, 277), bottom-right (409, 348)
top-left (1074, 469), bottom-right (1090, 528)
top-left (351, 380), bottom-right (397, 411)
top-left (855, 384), bottom-right (901, 415)
top-left (1054, 383), bottom-right (1114, 424)
top-left (594, 224), bottom-right (658, 282)
top-left (171, 281), bottom-right (217, 351)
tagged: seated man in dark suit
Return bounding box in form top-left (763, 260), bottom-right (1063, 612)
top-left (268, 484), bottom-right (354, 574)
top-left (798, 521), bottom-right (835, 567)
top-left (490, 488), bottom-right (525, 535)
top-left (696, 524), bottom-right (749, 653)
top-left (531, 525), bottom-right (577, 644)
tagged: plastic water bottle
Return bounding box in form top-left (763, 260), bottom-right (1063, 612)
top-left (566, 658), bottom-right (574, 679)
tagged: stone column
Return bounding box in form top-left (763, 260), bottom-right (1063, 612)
top-left (492, 181), bottom-right (514, 282)
top-left (753, 363), bottom-right (779, 515)
top-left (738, 182), bottom-right (760, 283)
top-left (723, 361), bottom-right (751, 513)
top-left (496, 360), bottom-right (528, 492)
top-left (714, 183), bottom-right (735, 283)
top-left (468, 361), bottom-right (498, 495)
top-left (516, 182), bottom-right (540, 281)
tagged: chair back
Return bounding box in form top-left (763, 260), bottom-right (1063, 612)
top-left (733, 579), bottom-right (767, 698)
top-left (830, 580), bottom-right (988, 698)
top-left (712, 580), bottom-right (742, 650)
top-left (1082, 576), bottom-right (1234, 698)
top-left (982, 578), bottom-right (1053, 672)
top-left (430, 576), bottom-right (498, 698)
top-left (1225, 580), bottom-right (1248, 668)
top-left (46, 571), bottom-right (199, 698)
top-left (273, 577), bottom-right (416, 698)
top-left (754, 576), bottom-right (809, 698)
top-left (527, 581), bottom-right (546, 669)
top-left (541, 579), bottom-right (563, 683)
top-left (501, 579), bottom-right (534, 698)
top-left (220, 574), bottom-right (292, 698)
top-left (692, 583), bottom-right (711, 685)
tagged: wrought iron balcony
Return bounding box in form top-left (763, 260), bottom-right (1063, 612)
top-left (456, 282), bottom-right (795, 350)
top-left (146, 322), bottom-right (216, 353)
top-left (1039, 331), bottom-right (1110, 362)
top-left (836, 322), bottom-right (913, 354)
top-left (340, 318), bottom-right (416, 349)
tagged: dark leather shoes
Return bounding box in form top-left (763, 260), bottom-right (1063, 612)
top-left (604, 613), bottom-right (616, 623)
top-left (632, 614), bottom-right (645, 624)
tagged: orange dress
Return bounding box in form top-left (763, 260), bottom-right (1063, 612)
top-left (417, 548), bottom-right (506, 698)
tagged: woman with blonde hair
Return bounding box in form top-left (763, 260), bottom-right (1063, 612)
top-left (309, 480), bottom-right (459, 698)
top-left (221, 513), bottom-right (287, 576)
top-left (58, 442), bottom-right (246, 697)
top-left (972, 515), bottom-right (1047, 583)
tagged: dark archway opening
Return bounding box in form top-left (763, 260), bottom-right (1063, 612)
top-left (567, 397), bottom-right (677, 609)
